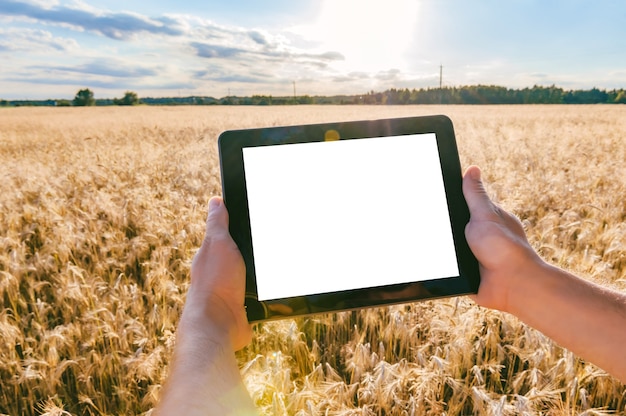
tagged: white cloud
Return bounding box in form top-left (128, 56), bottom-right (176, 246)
top-left (0, 27), bottom-right (78, 52)
top-left (2, 0), bottom-right (625, 99)
top-left (20, 0), bottom-right (60, 8)
top-left (0, 0), bottom-right (184, 39)
top-left (0, 0), bottom-right (412, 97)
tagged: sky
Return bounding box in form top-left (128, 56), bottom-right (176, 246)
top-left (1, 0), bottom-right (626, 100)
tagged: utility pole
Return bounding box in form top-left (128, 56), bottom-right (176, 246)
top-left (439, 64), bottom-right (443, 104)
top-left (293, 81), bottom-right (297, 104)
top-left (439, 64), bottom-right (443, 89)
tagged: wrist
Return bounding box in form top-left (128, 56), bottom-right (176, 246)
top-left (505, 258), bottom-right (560, 318)
top-left (177, 290), bottom-right (251, 351)
top-left (178, 296), bottom-right (235, 348)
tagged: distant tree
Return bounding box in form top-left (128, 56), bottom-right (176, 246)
top-left (113, 91), bottom-right (140, 106)
top-left (614, 90), bottom-right (626, 104)
top-left (587, 87), bottom-right (609, 103)
top-left (55, 99), bottom-right (71, 107)
top-left (73, 88), bottom-right (95, 106)
top-left (564, 87), bottom-right (608, 104)
top-left (297, 95), bottom-right (314, 104)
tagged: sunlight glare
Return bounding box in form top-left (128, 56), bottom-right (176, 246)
top-left (313, 0), bottom-right (419, 72)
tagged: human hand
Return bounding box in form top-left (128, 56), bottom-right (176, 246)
top-left (179, 196), bottom-right (252, 351)
top-left (462, 166), bottom-right (626, 382)
top-left (155, 197), bottom-right (256, 415)
top-left (462, 166), bottom-right (545, 313)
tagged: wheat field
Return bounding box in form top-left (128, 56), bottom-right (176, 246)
top-left (1, 105), bottom-right (625, 415)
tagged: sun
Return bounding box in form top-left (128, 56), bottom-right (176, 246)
top-left (312, 0), bottom-right (419, 72)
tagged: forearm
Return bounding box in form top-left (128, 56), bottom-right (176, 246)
top-left (507, 261), bottom-right (626, 382)
top-left (155, 328), bottom-right (257, 415)
top-left (154, 197), bottom-right (258, 413)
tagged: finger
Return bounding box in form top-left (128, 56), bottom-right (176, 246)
top-left (462, 165), bottom-right (494, 218)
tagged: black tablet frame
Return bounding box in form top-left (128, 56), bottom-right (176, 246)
top-left (218, 115), bottom-right (480, 322)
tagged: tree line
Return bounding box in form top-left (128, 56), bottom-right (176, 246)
top-left (368, 85), bottom-right (626, 105)
top-left (1, 85), bottom-right (625, 107)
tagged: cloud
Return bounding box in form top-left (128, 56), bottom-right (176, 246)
top-left (38, 59), bottom-right (159, 78)
top-left (248, 30), bottom-right (269, 46)
top-left (19, 0), bottom-right (61, 8)
top-left (0, 0), bottom-right (185, 40)
top-left (189, 34), bottom-right (345, 91)
top-left (0, 1), bottom-right (351, 96)
top-left (191, 38), bottom-right (344, 65)
top-left (375, 69), bottom-right (401, 81)
top-left (331, 72), bottom-right (372, 83)
top-left (0, 27), bottom-right (77, 52)
top-left (194, 66), bottom-right (274, 84)
top-left (348, 72), bottom-right (369, 79)
top-left (0, 57), bottom-right (173, 98)
top-left (191, 42), bottom-right (243, 59)
top-left (607, 69), bottom-right (626, 79)
top-left (4, 56), bottom-right (193, 92)
top-left (331, 69), bottom-right (401, 84)
top-left (332, 75), bottom-right (356, 83)
top-left (322, 51), bottom-right (344, 61)
top-left (0, 2), bottom-right (359, 97)
top-left (208, 74), bottom-right (270, 84)
top-left (4, 73), bottom-right (194, 91)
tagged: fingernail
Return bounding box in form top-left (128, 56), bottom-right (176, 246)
top-left (209, 197), bottom-right (221, 210)
top-left (471, 166), bottom-right (481, 181)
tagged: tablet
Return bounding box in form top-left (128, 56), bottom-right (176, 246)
top-left (218, 115), bottom-right (479, 322)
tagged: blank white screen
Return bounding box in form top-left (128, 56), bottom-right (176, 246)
top-left (242, 133), bottom-right (459, 301)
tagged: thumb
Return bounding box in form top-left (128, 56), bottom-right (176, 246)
top-left (204, 196), bottom-right (230, 241)
top-left (462, 165), bottom-right (494, 218)
top-left (191, 196), bottom-right (233, 285)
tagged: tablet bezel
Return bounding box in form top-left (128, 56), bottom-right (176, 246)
top-left (218, 115), bottom-right (480, 322)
